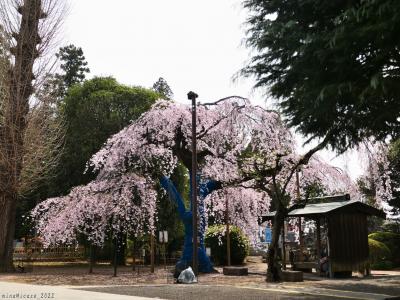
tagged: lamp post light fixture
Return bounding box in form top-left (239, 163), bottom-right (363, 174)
top-left (187, 91), bottom-right (199, 276)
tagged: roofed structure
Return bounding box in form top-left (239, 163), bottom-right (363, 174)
top-left (262, 196), bottom-right (386, 278)
top-left (262, 200), bottom-right (386, 222)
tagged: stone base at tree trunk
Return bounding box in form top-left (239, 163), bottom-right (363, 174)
top-left (281, 270), bottom-right (303, 282)
top-left (223, 266), bottom-right (248, 276)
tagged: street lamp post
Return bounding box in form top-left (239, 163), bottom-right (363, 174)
top-left (187, 91), bottom-right (198, 276)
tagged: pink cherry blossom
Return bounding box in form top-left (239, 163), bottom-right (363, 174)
top-left (31, 97), bottom-right (358, 246)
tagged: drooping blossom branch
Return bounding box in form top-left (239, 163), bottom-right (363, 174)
top-left (32, 97), bottom-right (358, 248)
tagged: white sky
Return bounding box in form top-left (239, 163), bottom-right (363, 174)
top-left (64, 0), bottom-right (364, 180)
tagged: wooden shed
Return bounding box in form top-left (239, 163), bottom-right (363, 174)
top-left (263, 197), bottom-right (386, 277)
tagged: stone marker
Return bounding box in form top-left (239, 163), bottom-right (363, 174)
top-left (281, 270), bottom-right (303, 282)
top-left (223, 266), bottom-right (248, 276)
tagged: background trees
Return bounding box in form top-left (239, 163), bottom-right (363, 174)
top-left (242, 0), bottom-right (400, 151)
top-left (55, 44), bottom-right (90, 95)
top-left (13, 43), bottom-right (90, 239)
top-left (42, 44), bottom-right (90, 100)
top-left (152, 77), bottom-right (173, 100)
top-left (51, 77), bottom-right (159, 196)
top-left (242, 1), bottom-right (399, 278)
top-left (0, 0), bottom-right (64, 272)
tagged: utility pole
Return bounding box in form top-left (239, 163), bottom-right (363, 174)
top-left (188, 91), bottom-right (199, 276)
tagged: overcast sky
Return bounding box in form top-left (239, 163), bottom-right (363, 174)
top-left (63, 0), bottom-right (364, 180)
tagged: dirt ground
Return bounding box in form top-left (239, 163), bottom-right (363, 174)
top-left (1, 256), bottom-right (400, 298)
top-left (0, 260), bottom-right (266, 287)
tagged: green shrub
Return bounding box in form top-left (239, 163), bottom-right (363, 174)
top-left (205, 225), bottom-right (249, 266)
top-left (369, 232), bottom-right (400, 266)
top-left (95, 240), bottom-right (113, 261)
top-left (368, 238), bottom-right (392, 268)
top-left (371, 260), bottom-right (393, 270)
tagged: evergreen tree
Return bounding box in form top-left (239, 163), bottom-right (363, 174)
top-left (54, 44), bottom-right (90, 96)
top-left (52, 77), bottom-right (159, 196)
top-left (152, 77), bottom-right (173, 100)
top-left (242, 0), bottom-right (400, 151)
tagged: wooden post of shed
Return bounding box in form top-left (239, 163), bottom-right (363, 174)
top-left (327, 232), bottom-right (333, 278)
top-left (316, 218), bottom-right (321, 275)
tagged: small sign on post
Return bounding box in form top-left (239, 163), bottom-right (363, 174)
top-left (158, 230), bottom-right (168, 270)
top-left (158, 231), bottom-right (168, 244)
top-left (265, 226), bottom-right (272, 244)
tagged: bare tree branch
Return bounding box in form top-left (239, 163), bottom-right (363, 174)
top-left (282, 130), bottom-right (334, 194)
top-left (0, 0), bottom-right (65, 272)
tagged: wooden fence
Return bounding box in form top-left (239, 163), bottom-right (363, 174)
top-left (13, 245), bottom-right (85, 262)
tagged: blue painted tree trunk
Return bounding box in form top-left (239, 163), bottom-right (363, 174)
top-left (160, 175), bottom-right (217, 274)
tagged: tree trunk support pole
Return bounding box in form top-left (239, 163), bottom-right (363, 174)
top-left (150, 233), bottom-right (155, 273)
top-left (163, 243), bottom-right (167, 270)
top-left (113, 238), bottom-right (118, 277)
top-left (226, 197), bottom-right (231, 266)
top-left (89, 244), bottom-right (94, 274)
top-left (282, 222), bottom-right (286, 270)
top-left (296, 170), bottom-right (304, 262)
top-left (132, 243), bottom-right (136, 271)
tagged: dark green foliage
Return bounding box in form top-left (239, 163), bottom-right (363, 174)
top-left (242, 0), bottom-right (400, 151)
top-left (205, 225), bottom-right (249, 265)
top-left (51, 77), bottom-right (159, 196)
top-left (370, 260), bottom-right (393, 270)
top-left (55, 44), bottom-right (90, 96)
top-left (303, 182), bottom-right (326, 200)
top-left (388, 139), bottom-right (400, 214)
top-left (152, 77), bottom-right (173, 100)
top-left (91, 239), bottom-right (113, 262)
top-left (368, 238), bottom-right (392, 270)
top-left (369, 232), bottom-right (400, 266)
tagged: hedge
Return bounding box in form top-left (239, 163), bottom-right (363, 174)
top-left (369, 232), bottom-right (400, 266)
top-left (205, 225), bottom-right (249, 265)
top-left (368, 238), bottom-right (392, 270)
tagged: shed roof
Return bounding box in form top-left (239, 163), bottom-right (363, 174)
top-left (262, 200), bottom-right (386, 222)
